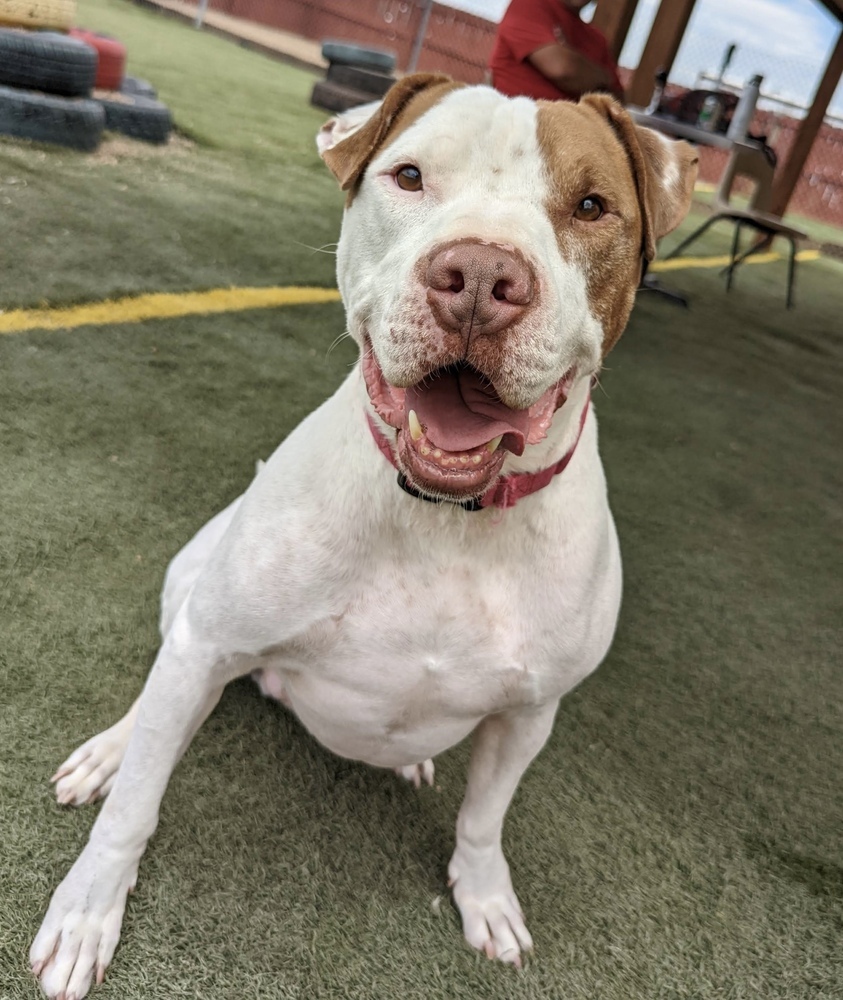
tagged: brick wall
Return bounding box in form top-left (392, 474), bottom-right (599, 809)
top-left (209, 0), bottom-right (497, 81)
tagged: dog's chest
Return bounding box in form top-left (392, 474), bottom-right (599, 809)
top-left (263, 550), bottom-right (611, 767)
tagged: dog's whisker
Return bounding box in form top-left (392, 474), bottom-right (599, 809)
top-left (293, 241), bottom-right (339, 256)
top-left (327, 331), bottom-right (351, 356)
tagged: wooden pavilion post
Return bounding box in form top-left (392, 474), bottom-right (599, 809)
top-left (591, 0), bottom-right (642, 62)
top-left (770, 27), bottom-right (843, 216)
top-left (625, 0), bottom-right (699, 108)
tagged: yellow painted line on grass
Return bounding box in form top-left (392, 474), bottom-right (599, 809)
top-left (0, 285), bottom-right (342, 336)
top-left (0, 249), bottom-right (826, 336)
top-left (650, 248), bottom-right (821, 272)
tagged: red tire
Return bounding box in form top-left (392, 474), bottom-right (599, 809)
top-left (69, 28), bottom-right (126, 91)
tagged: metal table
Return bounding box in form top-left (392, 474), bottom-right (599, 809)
top-left (628, 111), bottom-right (768, 186)
top-left (631, 111), bottom-right (734, 144)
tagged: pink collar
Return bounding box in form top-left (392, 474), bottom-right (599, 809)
top-left (366, 394), bottom-right (590, 511)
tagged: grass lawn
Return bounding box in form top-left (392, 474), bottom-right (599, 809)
top-left (2, 2), bottom-right (842, 998)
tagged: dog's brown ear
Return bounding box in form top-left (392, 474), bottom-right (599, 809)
top-left (581, 94), bottom-right (698, 260)
top-left (319, 73), bottom-right (458, 192)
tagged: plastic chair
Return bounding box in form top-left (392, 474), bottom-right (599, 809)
top-left (665, 144), bottom-right (807, 308)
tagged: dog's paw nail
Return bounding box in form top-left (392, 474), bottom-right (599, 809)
top-left (96, 963), bottom-right (106, 985)
top-left (31, 960), bottom-right (43, 977)
top-left (484, 940), bottom-right (496, 959)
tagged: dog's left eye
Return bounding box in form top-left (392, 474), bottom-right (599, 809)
top-left (395, 165), bottom-right (423, 192)
top-left (574, 196), bottom-right (604, 222)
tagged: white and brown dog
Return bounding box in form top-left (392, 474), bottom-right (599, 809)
top-left (31, 75), bottom-right (697, 997)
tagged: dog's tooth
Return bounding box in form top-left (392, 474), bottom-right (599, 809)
top-left (487, 435), bottom-right (503, 454)
top-left (420, 446), bottom-right (430, 456)
top-left (408, 409), bottom-right (423, 442)
top-left (472, 455), bottom-right (482, 465)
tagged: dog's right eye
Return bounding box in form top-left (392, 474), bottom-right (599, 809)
top-left (395, 165), bottom-right (423, 192)
top-left (574, 196), bottom-right (604, 222)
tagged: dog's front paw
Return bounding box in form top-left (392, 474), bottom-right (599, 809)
top-left (448, 846), bottom-right (532, 967)
top-left (31, 846), bottom-right (138, 999)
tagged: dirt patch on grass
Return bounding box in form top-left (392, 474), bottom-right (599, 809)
top-left (87, 132), bottom-right (195, 165)
top-left (1, 132), bottom-right (195, 167)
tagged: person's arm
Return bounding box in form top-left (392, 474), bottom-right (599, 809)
top-left (529, 42), bottom-right (623, 100)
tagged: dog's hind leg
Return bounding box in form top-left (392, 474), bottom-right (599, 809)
top-left (51, 698), bottom-right (140, 807)
top-left (395, 760), bottom-right (435, 788)
top-left (251, 667), bottom-right (293, 708)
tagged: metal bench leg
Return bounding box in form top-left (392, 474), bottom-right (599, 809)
top-left (664, 214), bottom-right (722, 260)
top-left (786, 238), bottom-right (797, 309)
top-left (726, 230), bottom-right (773, 270)
top-left (639, 273), bottom-right (689, 307)
top-left (725, 221), bottom-right (742, 292)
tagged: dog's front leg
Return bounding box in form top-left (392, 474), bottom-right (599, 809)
top-left (448, 701), bottom-right (558, 967)
top-left (30, 612), bottom-right (236, 1000)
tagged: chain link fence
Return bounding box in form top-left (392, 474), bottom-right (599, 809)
top-left (175, 0), bottom-right (841, 230)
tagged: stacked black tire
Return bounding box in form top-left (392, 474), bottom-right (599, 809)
top-left (311, 41), bottom-right (397, 114)
top-left (96, 86), bottom-right (172, 145)
top-left (0, 27), bottom-right (172, 151)
top-left (0, 30), bottom-right (103, 150)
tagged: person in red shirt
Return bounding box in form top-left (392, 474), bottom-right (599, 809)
top-left (489, 0), bottom-right (624, 103)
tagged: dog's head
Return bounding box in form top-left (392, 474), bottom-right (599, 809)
top-left (318, 75), bottom-right (698, 501)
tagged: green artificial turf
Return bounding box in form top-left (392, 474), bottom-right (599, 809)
top-left (0, 0), bottom-right (339, 310)
top-left (2, 2), bottom-right (843, 998)
top-left (691, 188), bottom-right (843, 248)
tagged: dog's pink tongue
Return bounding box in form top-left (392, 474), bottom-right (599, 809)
top-left (406, 367), bottom-right (529, 456)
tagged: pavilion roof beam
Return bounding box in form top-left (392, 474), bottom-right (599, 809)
top-left (626, 0), bottom-right (699, 109)
top-left (771, 26), bottom-right (843, 216)
top-left (814, 0), bottom-right (843, 24)
top-left (592, 0), bottom-right (642, 63)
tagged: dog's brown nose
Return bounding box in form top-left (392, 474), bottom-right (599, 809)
top-left (426, 240), bottom-right (535, 337)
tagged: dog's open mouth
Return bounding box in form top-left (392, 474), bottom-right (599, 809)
top-left (363, 345), bottom-right (575, 500)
